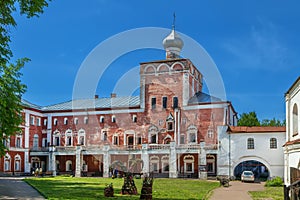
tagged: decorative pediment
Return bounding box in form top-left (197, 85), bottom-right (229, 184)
top-left (166, 113), bottom-right (174, 122)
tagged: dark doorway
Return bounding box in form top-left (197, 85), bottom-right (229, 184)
top-left (234, 160), bottom-right (269, 181)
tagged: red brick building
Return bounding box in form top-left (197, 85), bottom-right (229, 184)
top-left (0, 28), bottom-right (237, 178)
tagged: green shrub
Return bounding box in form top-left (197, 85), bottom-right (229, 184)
top-left (265, 176), bottom-right (283, 187)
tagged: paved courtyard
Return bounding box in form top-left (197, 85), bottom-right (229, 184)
top-left (210, 181), bottom-right (265, 200)
top-left (0, 177), bottom-right (45, 200)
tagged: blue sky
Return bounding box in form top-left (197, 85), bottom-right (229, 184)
top-left (10, 0), bottom-right (300, 121)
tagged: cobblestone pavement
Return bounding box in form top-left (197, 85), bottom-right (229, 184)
top-left (0, 177), bottom-right (45, 200)
top-left (210, 181), bottom-right (265, 200)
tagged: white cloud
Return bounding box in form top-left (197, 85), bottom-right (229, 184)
top-left (222, 18), bottom-right (288, 71)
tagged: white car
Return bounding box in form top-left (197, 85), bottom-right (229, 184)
top-left (241, 171), bottom-right (255, 182)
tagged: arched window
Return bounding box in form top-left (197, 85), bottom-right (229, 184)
top-left (3, 136), bottom-right (10, 148)
top-left (74, 118), bottom-right (78, 125)
top-left (64, 118), bottom-right (68, 125)
top-left (66, 160), bottom-right (72, 171)
top-left (15, 134), bottom-right (22, 148)
top-left (53, 118), bottom-right (58, 126)
top-left (247, 138), bottom-right (254, 149)
top-left (100, 116), bottom-right (104, 123)
top-left (161, 155), bottom-right (169, 173)
top-left (78, 129), bottom-right (85, 146)
top-left (102, 131), bottom-right (108, 141)
top-left (14, 154), bottom-right (21, 171)
top-left (33, 134), bottom-right (39, 148)
top-left (187, 125), bottom-right (197, 143)
top-left (293, 103), bottom-right (298, 136)
top-left (111, 115), bottom-right (116, 123)
top-left (113, 134), bottom-right (119, 145)
top-left (4, 153), bottom-right (11, 171)
top-left (163, 135), bottom-right (172, 144)
top-left (84, 116), bottom-right (88, 124)
top-left (150, 156), bottom-right (159, 173)
top-left (65, 130), bottom-right (72, 146)
top-left (148, 126), bottom-right (158, 144)
top-left (132, 115), bottom-right (137, 123)
top-left (270, 138), bottom-right (277, 149)
top-left (184, 155), bottom-right (194, 173)
top-left (53, 130), bottom-right (60, 146)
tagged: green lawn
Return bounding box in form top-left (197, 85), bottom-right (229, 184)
top-left (249, 186), bottom-right (284, 200)
top-left (24, 176), bottom-right (220, 199)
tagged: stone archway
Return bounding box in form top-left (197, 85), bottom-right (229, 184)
top-left (234, 159), bottom-right (270, 181)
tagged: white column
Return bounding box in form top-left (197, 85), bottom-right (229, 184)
top-left (182, 73), bottom-right (189, 106)
top-left (103, 145), bottom-right (111, 177)
top-left (140, 76), bottom-right (145, 109)
top-left (199, 142), bottom-right (207, 179)
top-left (47, 115), bottom-right (52, 145)
top-left (24, 110), bottom-right (30, 173)
top-left (141, 144), bottom-right (149, 174)
top-left (24, 111), bottom-right (30, 148)
top-left (169, 141), bottom-right (177, 178)
top-left (75, 146), bottom-right (82, 177)
top-left (49, 146), bottom-right (56, 176)
top-left (24, 151), bottom-right (30, 173)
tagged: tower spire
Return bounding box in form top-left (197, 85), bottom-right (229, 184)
top-left (172, 12), bottom-right (176, 31)
top-left (162, 13), bottom-right (184, 59)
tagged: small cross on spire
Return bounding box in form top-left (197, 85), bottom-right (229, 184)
top-left (172, 12), bottom-right (176, 30)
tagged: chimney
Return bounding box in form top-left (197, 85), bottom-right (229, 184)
top-left (94, 95), bottom-right (99, 99)
top-left (111, 93), bottom-right (116, 98)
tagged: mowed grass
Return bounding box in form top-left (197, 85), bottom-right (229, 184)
top-left (24, 176), bottom-right (219, 200)
top-left (249, 186), bottom-right (284, 200)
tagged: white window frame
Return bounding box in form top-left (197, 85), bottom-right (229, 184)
top-left (187, 125), bottom-right (197, 144)
top-left (53, 118), bottom-right (58, 126)
top-left (113, 134), bottom-right (119, 145)
top-left (65, 130), bottom-right (73, 146)
top-left (148, 126), bottom-right (158, 144)
top-left (4, 153), bottom-right (11, 171)
top-left (53, 131), bottom-right (60, 146)
top-left (33, 134), bottom-right (39, 148)
top-left (14, 154), bottom-right (21, 171)
top-left (30, 116), bottom-right (35, 125)
top-left (207, 129), bottom-right (214, 138)
top-left (184, 155), bottom-right (194, 173)
top-left (102, 130), bottom-right (108, 141)
top-left (36, 117), bottom-right (41, 126)
top-left (66, 160), bottom-right (72, 172)
top-left (161, 155), bottom-right (169, 173)
top-left (132, 115), bottom-right (137, 123)
top-left (42, 138), bottom-right (48, 147)
top-left (100, 116), bottom-right (104, 123)
top-left (74, 118), bottom-right (78, 125)
top-left (84, 116), bottom-right (88, 124)
top-left (64, 117), bottom-right (68, 125)
top-left (150, 156), bottom-right (159, 173)
top-left (15, 135), bottom-right (22, 148)
top-left (112, 115), bottom-right (116, 123)
top-left (77, 129), bottom-right (85, 146)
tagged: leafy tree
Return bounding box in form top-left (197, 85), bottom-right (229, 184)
top-left (237, 111), bottom-right (260, 126)
top-left (0, 0), bottom-right (50, 156)
top-left (238, 111), bottom-right (286, 127)
top-left (260, 118), bottom-right (286, 127)
top-left (0, 59), bottom-right (28, 155)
